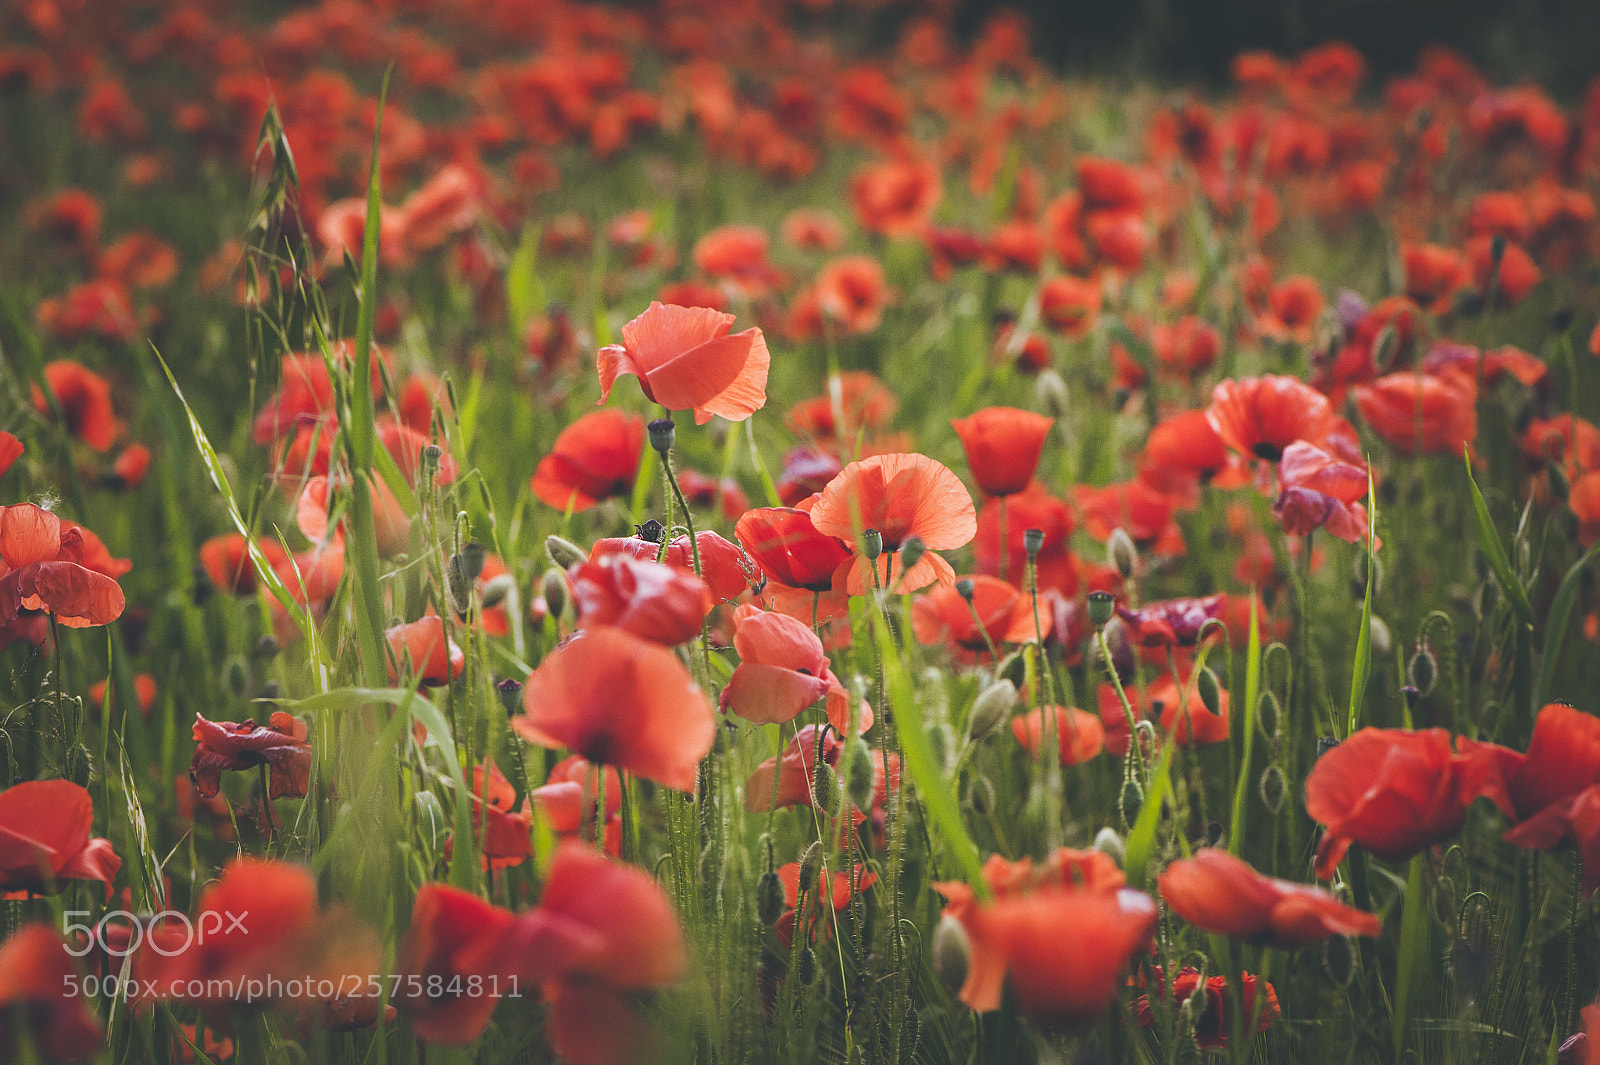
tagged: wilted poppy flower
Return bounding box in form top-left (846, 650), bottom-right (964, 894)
top-left (0, 780), bottom-right (120, 899)
top-left (199, 533), bottom-right (292, 595)
top-left (531, 409), bottom-right (644, 512)
top-left (1012, 706), bottom-right (1106, 764)
top-left (31, 360), bottom-right (117, 452)
top-left (385, 614), bottom-right (466, 686)
top-left (596, 302), bottom-right (770, 425)
top-left (0, 504), bottom-right (126, 629)
top-left (951, 407), bottom-right (1054, 498)
top-left (912, 575), bottom-right (1049, 658)
top-left (394, 884), bottom-right (516, 1045)
top-left (774, 860), bottom-right (878, 948)
top-left (809, 453), bottom-right (977, 594)
top-left (849, 155), bottom-right (941, 238)
top-left (1273, 439), bottom-right (1372, 542)
top-left (735, 507), bottom-right (851, 593)
top-left (569, 553), bottom-right (711, 645)
top-left (933, 851), bottom-right (1157, 1027)
top-left (588, 529), bottom-right (755, 604)
top-left (1206, 374), bottom-right (1337, 462)
top-left (1353, 369), bottom-right (1476, 456)
top-left (1306, 727), bottom-right (1516, 879)
top-left (0, 925), bottom-right (104, 1063)
top-left (1159, 848), bottom-right (1382, 948)
top-left (190, 712), bottom-right (312, 800)
top-left (1133, 967), bottom-right (1279, 1049)
top-left (515, 626), bottom-right (714, 792)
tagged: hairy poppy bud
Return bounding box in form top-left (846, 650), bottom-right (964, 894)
top-left (223, 656), bottom-right (251, 699)
top-left (455, 540), bottom-right (487, 581)
top-left (968, 679), bottom-right (1017, 741)
top-left (257, 680), bottom-right (282, 702)
top-left (1093, 826), bottom-right (1126, 864)
top-left (797, 946), bottom-right (817, 985)
top-left (1119, 777), bottom-right (1144, 829)
top-left (1323, 934), bottom-right (1357, 987)
top-left (1087, 590), bottom-right (1116, 628)
top-left (545, 534), bottom-right (586, 569)
top-left (1023, 527), bottom-right (1044, 561)
top-left (844, 740), bottom-right (875, 812)
top-left (1371, 323), bottom-right (1399, 370)
top-left (446, 558), bottom-right (472, 616)
top-left (1256, 689), bottom-right (1281, 740)
top-left (756, 870), bottom-right (785, 926)
top-left (540, 567), bottom-right (568, 621)
top-left (496, 678), bottom-right (523, 714)
top-left (1407, 642), bottom-right (1438, 698)
top-left (1035, 369), bottom-right (1070, 421)
top-left (481, 572), bottom-right (515, 610)
top-left (648, 417), bottom-right (676, 455)
top-left (1259, 764), bottom-right (1287, 815)
top-left (861, 529), bottom-right (882, 561)
top-left (932, 915), bottom-right (971, 993)
top-left (813, 763), bottom-right (840, 815)
top-left (898, 536), bottom-right (926, 573)
top-left (1196, 666), bottom-right (1222, 717)
top-left (1107, 527), bottom-right (1138, 579)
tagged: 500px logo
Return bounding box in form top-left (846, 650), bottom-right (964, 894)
top-left (63, 909), bottom-right (249, 958)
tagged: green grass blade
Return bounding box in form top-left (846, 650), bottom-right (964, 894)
top-left (1228, 594), bottom-right (1261, 856)
top-left (1123, 740), bottom-right (1177, 890)
top-left (1536, 539), bottom-right (1600, 707)
top-left (1349, 471), bottom-right (1377, 734)
top-left (1464, 445), bottom-right (1534, 624)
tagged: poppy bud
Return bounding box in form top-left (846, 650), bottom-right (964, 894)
top-left (1087, 590), bottom-right (1116, 628)
top-left (540, 567), bottom-right (568, 621)
top-left (1107, 527), bottom-right (1138, 579)
top-left (968, 679), bottom-right (1017, 741)
top-left (1119, 776), bottom-right (1144, 829)
top-left (756, 870), bottom-right (785, 926)
top-left (255, 634), bottom-right (281, 660)
top-left (455, 540), bottom-right (487, 581)
top-left (861, 529), bottom-right (883, 561)
top-left (1434, 873), bottom-right (1456, 926)
top-left (955, 577), bottom-right (976, 602)
top-left (1259, 764), bottom-right (1287, 815)
top-left (1369, 616), bottom-right (1391, 657)
top-left (797, 840), bottom-right (823, 890)
top-left (932, 914), bottom-right (971, 993)
top-left (496, 678), bottom-right (523, 714)
top-left (995, 649), bottom-right (1028, 687)
top-left (257, 680), bottom-right (282, 702)
top-left (545, 534), bottom-right (586, 569)
top-left (1196, 666), bottom-right (1222, 717)
top-left (1182, 971), bottom-right (1209, 1019)
top-left (813, 763), bottom-right (840, 815)
top-left (447, 559), bottom-right (472, 616)
top-left (899, 536), bottom-right (926, 573)
top-left (1323, 934), bottom-right (1357, 988)
top-left (1371, 323), bottom-right (1399, 370)
top-left (1407, 642), bottom-right (1438, 697)
top-left (1035, 369), bottom-right (1070, 421)
top-left (648, 417), bottom-right (676, 455)
top-left (707, 416), bottom-right (730, 449)
top-left (1023, 527), bottom-right (1044, 561)
top-left (1256, 689), bottom-right (1281, 740)
top-left (844, 740), bottom-right (875, 812)
top-left (223, 656), bottom-right (251, 699)
top-left (797, 946), bottom-right (817, 985)
top-left (481, 572), bottom-right (515, 610)
top-left (1093, 826), bottom-right (1125, 864)
top-left (966, 774), bottom-right (995, 816)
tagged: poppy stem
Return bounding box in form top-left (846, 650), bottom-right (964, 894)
top-left (258, 763), bottom-right (274, 840)
top-left (1098, 626), bottom-right (1147, 781)
top-left (997, 496), bottom-right (1009, 583)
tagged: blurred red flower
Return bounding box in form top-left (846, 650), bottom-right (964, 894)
top-left (1353, 369), bottom-right (1477, 456)
top-left (1011, 706), bottom-right (1106, 765)
top-left (189, 712), bottom-right (312, 800)
top-left (951, 407), bottom-right (1054, 498)
top-left (588, 529), bottom-right (755, 604)
top-left (569, 553), bottom-right (712, 646)
top-left (394, 884), bottom-right (516, 1044)
top-left (1207, 374), bottom-right (1336, 462)
top-left (385, 614), bottom-right (466, 686)
top-left (597, 302), bottom-right (769, 425)
top-left (1158, 848), bottom-right (1381, 947)
top-left (1133, 967), bottom-right (1278, 1049)
top-left (531, 409), bottom-right (644, 512)
top-left (31, 360), bottom-right (118, 451)
top-left (0, 925), bottom-right (104, 1062)
top-left (0, 780), bottom-right (120, 899)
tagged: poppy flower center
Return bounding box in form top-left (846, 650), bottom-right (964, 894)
top-left (1252, 442), bottom-right (1283, 461)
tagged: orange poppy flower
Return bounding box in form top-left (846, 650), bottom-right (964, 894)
top-left (950, 407), bottom-right (1054, 498)
top-left (1159, 848), bottom-right (1381, 948)
top-left (692, 225), bottom-right (782, 299)
top-left (1206, 374), bottom-right (1337, 462)
top-left (31, 360), bottom-right (117, 452)
top-left (596, 302), bottom-right (769, 425)
top-left (1468, 191), bottom-right (1533, 242)
top-left (735, 507), bottom-right (852, 593)
top-left (1147, 670), bottom-right (1231, 746)
top-left (529, 755), bottom-right (623, 854)
top-left (190, 711), bottom-right (312, 800)
top-left (396, 163), bottom-right (482, 254)
top-left (1038, 274), bottom-right (1100, 336)
top-left (588, 529), bottom-right (755, 604)
top-left (1353, 369), bottom-right (1477, 456)
top-left (531, 409), bottom-right (644, 511)
top-left (0, 504), bottom-right (126, 629)
top-left (849, 155), bottom-right (942, 238)
top-left (568, 553), bottom-right (712, 646)
top-left (912, 575), bottom-right (1049, 657)
top-left (394, 884), bottom-right (516, 1045)
top-left (813, 256), bottom-right (890, 335)
top-left (385, 614), bottom-right (465, 686)
top-left (460, 760), bottom-right (532, 871)
top-left (515, 626), bottom-right (714, 792)
top-left (785, 371), bottom-right (898, 453)
top-left (808, 453), bottom-right (977, 594)
top-left (973, 484), bottom-right (1077, 593)
top-left (720, 605), bottom-right (866, 734)
top-left (1012, 706), bottom-right (1106, 765)
top-left (1075, 480), bottom-right (1184, 555)
top-left (297, 474), bottom-right (412, 558)
top-left (1401, 242), bottom-right (1470, 313)
top-left (0, 925), bottom-right (104, 1062)
top-left (0, 780), bottom-right (120, 899)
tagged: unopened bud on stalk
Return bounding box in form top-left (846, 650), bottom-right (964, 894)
top-left (756, 871), bottom-right (785, 926)
top-left (844, 740), bottom-right (875, 812)
top-left (996, 650), bottom-right (1028, 687)
top-left (797, 841), bottom-right (823, 893)
top-left (540, 567), bottom-right (569, 621)
top-left (1256, 690), bottom-right (1281, 740)
top-left (1259, 764), bottom-right (1287, 815)
top-left (1035, 369), bottom-right (1070, 420)
top-left (446, 558), bottom-right (472, 617)
top-left (421, 444), bottom-right (443, 476)
top-left (545, 534), bottom-right (587, 569)
top-left (255, 634), bottom-right (281, 661)
top-left (861, 529), bottom-right (882, 561)
top-left (481, 572), bottom-right (515, 610)
top-left (1196, 666), bottom-right (1222, 717)
top-left (496, 678), bottom-right (523, 714)
top-left (932, 915), bottom-right (971, 993)
top-left (1107, 527), bottom-right (1138, 579)
top-left (968, 680), bottom-right (1017, 741)
top-left (1407, 642), bottom-right (1438, 697)
top-left (1119, 777), bottom-right (1144, 829)
top-left (955, 578), bottom-right (976, 602)
top-left (797, 947), bottom-right (817, 985)
top-left (1093, 826), bottom-right (1126, 864)
top-left (966, 774), bottom-right (995, 816)
top-left (1372, 323), bottom-right (1399, 370)
top-left (1087, 590), bottom-right (1116, 628)
top-left (1023, 528), bottom-right (1044, 561)
top-left (899, 536), bottom-right (926, 574)
top-left (455, 540), bottom-right (486, 581)
top-left (648, 418), bottom-right (676, 455)
top-left (812, 763), bottom-right (840, 815)
top-left (223, 656), bottom-right (251, 699)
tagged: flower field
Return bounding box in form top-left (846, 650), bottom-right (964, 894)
top-left (6, 0), bottom-right (1600, 1062)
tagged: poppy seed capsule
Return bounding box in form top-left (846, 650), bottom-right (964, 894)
top-left (756, 870), bottom-right (785, 926)
top-left (955, 577), bottom-right (976, 601)
top-left (1407, 642), bottom-right (1438, 697)
top-left (648, 417), bottom-right (676, 455)
top-left (932, 915), bottom-right (971, 993)
top-left (422, 444), bottom-right (443, 476)
top-left (1107, 527), bottom-right (1138, 579)
top-left (899, 536), bottom-right (926, 573)
top-left (861, 529), bottom-right (883, 561)
top-left (1023, 527), bottom-right (1044, 560)
top-left (496, 678), bottom-right (523, 714)
top-left (1087, 590), bottom-right (1116, 628)
top-left (968, 679), bottom-right (1017, 741)
top-left (545, 534), bottom-right (587, 569)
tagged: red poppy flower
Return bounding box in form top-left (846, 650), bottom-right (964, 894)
top-left (1074, 480), bottom-right (1185, 555)
top-left (722, 605), bottom-right (860, 731)
top-left (0, 780), bottom-right (119, 899)
top-left (1138, 410), bottom-right (1250, 499)
top-left (1133, 967), bottom-right (1279, 1049)
top-left (735, 507), bottom-right (852, 594)
top-left (1468, 236), bottom-right (1541, 305)
top-left (109, 443), bottom-right (150, 488)
top-left (0, 504), bottom-right (126, 629)
top-left (532, 409), bottom-right (644, 512)
top-left (31, 360), bottom-right (117, 452)
top-left (812, 255), bottom-right (891, 336)
top-left (198, 534), bottom-right (291, 595)
top-left (1148, 670), bottom-right (1231, 747)
top-left (950, 407), bottom-right (1054, 498)
top-left (1496, 703), bottom-right (1600, 821)
top-left (777, 448), bottom-right (843, 505)
top-left (1256, 275), bottom-right (1323, 343)
top-left (396, 163), bottom-right (482, 254)
top-left (1116, 594), bottom-right (1227, 648)
top-left (676, 468), bottom-right (749, 521)
top-left (515, 626), bottom-right (714, 792)
top-left (1206, 374), bottom-right (1337, 462)
top-left (377, 418), bottom-right (458, 486)
top-left (973, 484), bottom-right (1078, 593)
top-left (781, 208), bottom-right (845, 252)
top-left (297, 474), bottom-right (412, 558)
top-left (588, 530), bottom-right (755, 604)
top-left (746, 724), bottom-right (898, 825)
top-left (774, 861), bottom-right (878, 948)
top-left (912, 575), bottom-right (1049, 657)
top-left (1503, 785), bottom-right (1600, 898)
top-left (596, 302), bottom-right (770, 425)
top-left (250, 345), bottom-right (389, 445)
top-left (933, 852), bottom-right (1157, 1026)
top-left (569, 553), bottom-right (711, 646)
top-left (1305, 727), bottom-right (1516, 879)
top-left (0, 925), bottom-right (104, 1063)
top-left (88, 673), bottom-right (157, 720)
top-left (1085, 210), bottom-right (1149, 272)
top-left (0, 432), bottom-right (21, 479)
top-left (1573, 472), bottom-right (1600, 547)
top-left (1158, 848), bottom-right (1382, 948)
top-left (190, 712), bottom-right (312, 800)
top-left (1273, 440), bottom-right (1372, 542)
top-left (1012, 706), bottom-right (1106, 764)
top-left (456, 760), bottom-right (532, 871)
top-left (1424, 343), bottom-right (1547, 392)
top-left (692, 225), bottom-right (782, 300)
top-left (385, 614), bottom-right (465, 686)
top-left (394, 884), bottom-right (516, 1045)
top-left (785, 372), bottom-right (898, 452)
top-left (1402, 242), bottom-right (1470, 312)
top-left (808, 453), bottom-right (977, 594)
top-left (1353, 369), bottom-right (1477, 456)
top-left (1038, 275), bottom-right (1101, 337)
top-left (1152, 316), bottom-right (1221, 376)
top-left (36, 280), bottom-right (140, 344)
top-left (1076, 156), bottom-right (1145, 212)
top-left (529, 756), bottom-right (623, 854)
top-left (849, 155), bottom-right (941, 238)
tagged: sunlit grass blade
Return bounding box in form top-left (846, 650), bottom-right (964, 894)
top-left (1228, 593), bottom-right (1261, 857)
top-left (1349, 471), bottom-right (1377, 735)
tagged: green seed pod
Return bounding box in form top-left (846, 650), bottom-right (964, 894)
top-left (861, 529), bottom-right (883, 561)
top-left (1407, 642), bottom-right (1438, 698)
top-left (932, 914), bottom-right (971, 993)
top-left (496, 678), bottom-right (523, 714)
top-left (648, 417), bottom-right (676, 455)
top-left (1087, 590), bottom-right (1116, 628)
top-left (1107, 527), bottom-right (1138, 580)
top-left (756, 871), bottom-right (785, 926)
top-left (1119, 777), bottom-right (1144, 830)
top-left (844, 740), bottom-right (876, 812)
top-left (1196, 666), bottom-right (1222, 717)
top-left (1023, 528), bottom-right (1045, 560)
top-left (898, 536), bottom-right (926, 573)
top-left (1323, 934), bottom-right (1357, 987)
top-left (1259, 765), bottom-right (1287, 816)
top-left (968, 679), bottom-right (1017, 741)
top-left (545, 534), bottom-right (587, 569)
top-left (255, 634), bottom-right (281, 661)
top-left (797, 946), bottom-right (817, 985)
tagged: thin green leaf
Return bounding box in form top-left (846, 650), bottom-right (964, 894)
top-left (1228, 594), bottom-right (1261, 857)
top-left (1123, 740), bottom-right (1177, 890)
top-left (1349, 470), bottom-right (1377, 734)
top-left (1464, 446), bottom-right (1534, 624)
top-left (1536, 538), bottom-right (1600, 707)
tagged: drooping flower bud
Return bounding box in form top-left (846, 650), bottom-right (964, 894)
top-left (898, 536), bottom-right (926, 574)
top-left (797, 841), bottom-right (823, 893)
top-left (1035, 369), bottom-right (1070, 421)
top-left (1107, 527), bottom-right (1138, 580)
top-left (844, 740), bottom-right (876, 813)
top-left (1406, 641), bottom-right (1438, 698)
top-left (539, 566), bottom-right (569, 621)
top-left (1196, 666), bottom-right (1222, 717)
top-left (968, 679), bottom-right (1017, 741)
top-left (756, 871), bottom-right (785, 926)
top-left (1119, 777), bottom-right (1144, 829)
top-left (481, 572), bottom-right (515, 610)
top-left (932, 915), bottom-right (971, 993)
top-left (545, 534), bottom-right (587, 569)
top-left (1259, 764), bottom-right (1287, 815)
